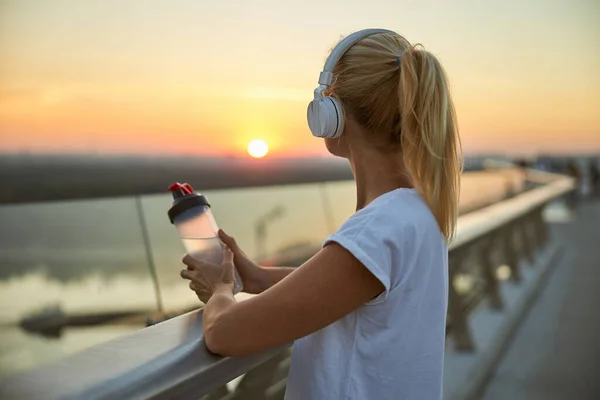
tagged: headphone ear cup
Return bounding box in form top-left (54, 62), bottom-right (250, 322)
top-left (307, 99), bottom-right (323, 137)
top-left (327, 96), bottom-right (344, 139)
top-left (307, 96), bottom-right (344, 138)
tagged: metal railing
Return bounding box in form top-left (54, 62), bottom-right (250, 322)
top-left (0, 171), bottom-right (575, 400)
top-left (445, 171), bottom-right (573, 350)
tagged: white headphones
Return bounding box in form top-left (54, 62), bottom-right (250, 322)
top-left (307, 28), bottom-right (397, 139)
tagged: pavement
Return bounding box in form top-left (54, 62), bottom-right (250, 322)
top-left (480, 200), bottom-right (600, 400)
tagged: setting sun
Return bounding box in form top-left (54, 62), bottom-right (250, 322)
top-left (247, 139), bottom-right (269, 158)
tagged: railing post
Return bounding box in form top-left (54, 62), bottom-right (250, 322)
top-left (448, 250), bottom-right (475, 351)
top-left (527, 210), bottom-right (540, 252)
top-left (479, 234), bottom-right (503, 310)
top-left (519, 213), bottom-right (535, 265)
top-left (534, 205), bottom-right (549, 249)
top-left (135, 196), bottom-right (164, 312)
top-left (502, 223), bottom-right (522, 282)
top-left (230, 349), bottom-right (291, 399)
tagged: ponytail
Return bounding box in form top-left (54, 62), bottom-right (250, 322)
top-left (330, 34), bottom-right (463, 241)
top-left (398, 46), bottom-right (462, 240)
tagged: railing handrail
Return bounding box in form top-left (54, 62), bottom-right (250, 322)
top-left (451, 171), bottom-right (573, 250)
top-left (0, 172), bottom-right (575, 400)
top-left (0, 308), bottom-right (286, 400)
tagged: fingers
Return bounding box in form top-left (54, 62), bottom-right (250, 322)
top-left (180, 269), bottom-right (192, 280)
top-left (222, 247), bottom-right (234, 265)
top-left (188, 279), bottom-right (205, 292)
top-left (186, 275), bottom-right (205, 293)
top-left (182, 254), bottom-right (196, 270)
top-left (182, 254), bottom-right (212, 270)
top-left (218, 229), bottom-right (238, 252)
top-left (189, 282), bottom-right (211, 302)
top-left (221, 247), bottom-right (235, 284)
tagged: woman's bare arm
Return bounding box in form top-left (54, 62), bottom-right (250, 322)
top-left (202, 242), bottom-right (384, 357)
top-left (250, 265), bottom-right (296, 293)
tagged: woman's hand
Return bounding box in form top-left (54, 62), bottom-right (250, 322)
top-left (180, 247), bottom-right (235, 303)
top-left (217, 229), bottom-right (266, 294)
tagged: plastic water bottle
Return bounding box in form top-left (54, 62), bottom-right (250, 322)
top-left (168, 182), bottom-right (243, 294)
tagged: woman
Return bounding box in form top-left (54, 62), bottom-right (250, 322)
top-left (181, 29), bottom-right (462, 400)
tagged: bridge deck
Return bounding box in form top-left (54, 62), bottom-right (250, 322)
top-left (481, 200), bottom-right (600, 400)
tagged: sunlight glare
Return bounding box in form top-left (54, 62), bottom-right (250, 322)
top-left (247, 139), bottom-right (269, 158)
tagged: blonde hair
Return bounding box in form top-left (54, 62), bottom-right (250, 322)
top-left (329, 32), bottom-right (463, 240)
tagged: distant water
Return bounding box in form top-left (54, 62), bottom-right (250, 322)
top-left (0, 169), bottom-right (524, 377)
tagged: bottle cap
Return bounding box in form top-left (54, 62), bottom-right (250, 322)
top-left (167, 182), bottom-right (211, 224)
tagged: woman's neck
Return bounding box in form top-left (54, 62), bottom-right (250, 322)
top-left (348, 148), bottom-right (413, 211)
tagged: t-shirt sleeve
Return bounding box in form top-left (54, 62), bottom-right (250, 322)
top-left (322, 208), bottom-right (395, 306)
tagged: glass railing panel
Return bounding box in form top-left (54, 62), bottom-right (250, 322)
top-left (0, 197), bottom-right (156, 376)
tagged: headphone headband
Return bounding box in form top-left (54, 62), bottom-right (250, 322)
top-left (317, 28), bottom-right (397, 86)
top-left (307, 28), bottom-right (398, 139)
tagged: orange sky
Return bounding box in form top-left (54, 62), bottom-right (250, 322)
top-left (1, 0), bottom-right (599, 157)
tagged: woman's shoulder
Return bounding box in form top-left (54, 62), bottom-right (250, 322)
top-left (340, 188), bottom-right (436, 237)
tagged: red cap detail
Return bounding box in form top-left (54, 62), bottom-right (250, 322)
top-left (169, 182), bottom-right (195, 195)
top-left (168, 182), bottom-right (184, 192)
top-left (183, 183), bottom-right (194, 194)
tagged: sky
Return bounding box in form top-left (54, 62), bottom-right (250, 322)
top-left (0, 0), bottom-right (598, 157)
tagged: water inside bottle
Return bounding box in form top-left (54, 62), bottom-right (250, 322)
top-left (181, 236), bottom-right (243, 293)
top-left (181, 237), bottom-right (223, 264)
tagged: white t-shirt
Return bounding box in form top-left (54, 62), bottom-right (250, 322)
top-left (285, 188), bottom-right (448, 400)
